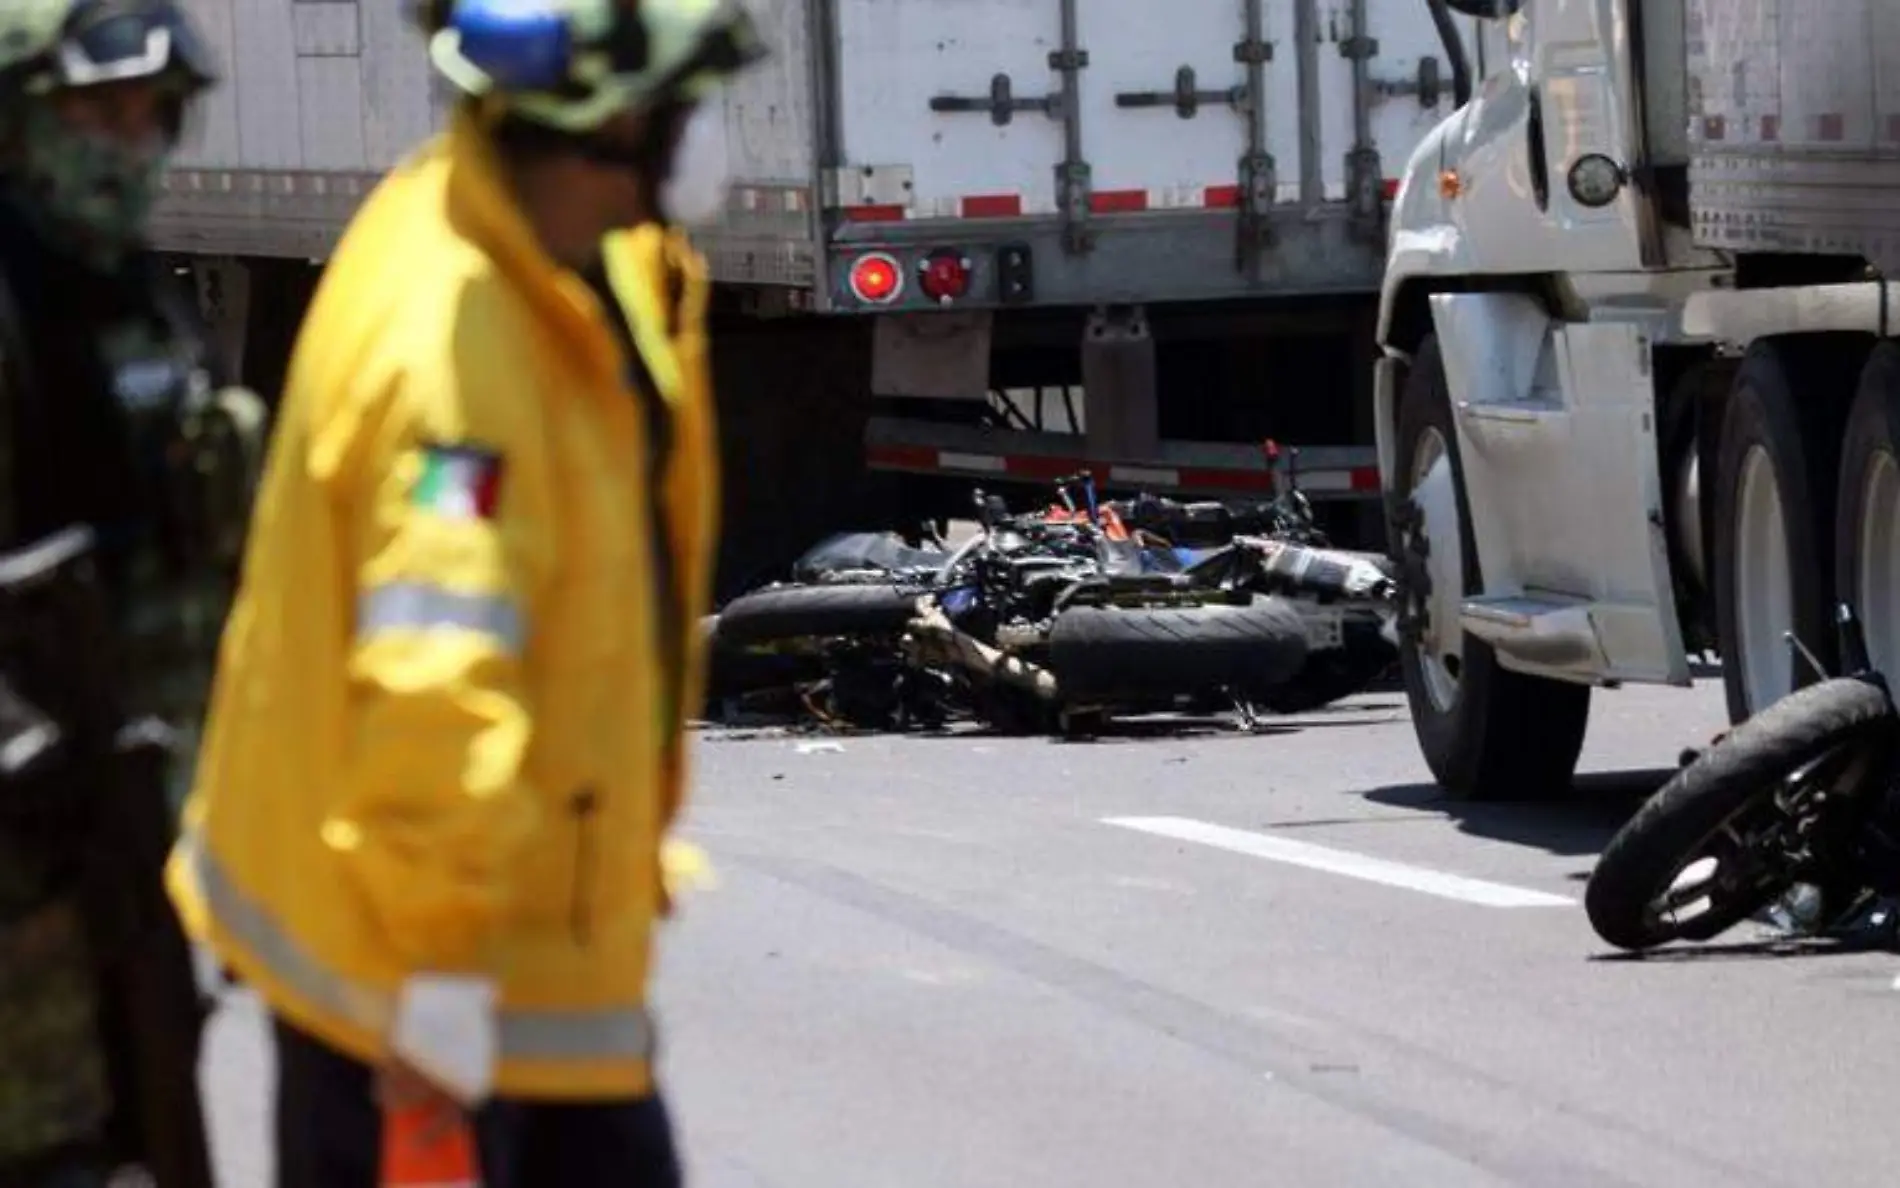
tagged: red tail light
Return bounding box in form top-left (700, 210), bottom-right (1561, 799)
top-left (848, 252), bottom-right (902, 304)
top-left (917, 249), bottom-right (973, 304)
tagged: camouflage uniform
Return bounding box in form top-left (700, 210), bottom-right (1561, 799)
top-left (0, 3), bottom-right (247, 1186)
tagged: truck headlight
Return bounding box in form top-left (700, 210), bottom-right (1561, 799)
top-left (1566, 154), bottom-right (1625, 208)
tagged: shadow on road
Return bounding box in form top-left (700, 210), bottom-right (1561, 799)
top-left (1362, 767), bottom-right (1677, 859)
top-left (1585, 933), bottom-right (1892, 963)
top-left (1051, 699), bottom-right (1406, 744)
top-left (754, 696), bottom-right (1412, 745)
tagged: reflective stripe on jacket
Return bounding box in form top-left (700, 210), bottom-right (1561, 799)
top-left (165, 107), bottom-right (721, 1100)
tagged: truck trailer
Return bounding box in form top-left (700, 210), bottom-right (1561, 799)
top-left (1375, 0), bottom-right (1900, 797)
top-left (158, 0), bottom-right (1465, 594)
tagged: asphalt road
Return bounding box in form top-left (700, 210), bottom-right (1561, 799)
top-left (200, 676), bottom-right (1900, 1187)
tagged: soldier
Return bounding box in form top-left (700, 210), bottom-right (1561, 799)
top-left (0, 2), bottom-right (255, 1186)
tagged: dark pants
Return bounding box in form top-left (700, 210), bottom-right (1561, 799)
top-left (0, 1144), bottom-right (107, 1188)
top-left (272, 1016), bottom-right (682, 1188)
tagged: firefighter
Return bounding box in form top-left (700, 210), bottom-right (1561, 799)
top-left (166, 0), bottom-right (766, 1183)
top-left (0, 1), bottom-right (251, 1186)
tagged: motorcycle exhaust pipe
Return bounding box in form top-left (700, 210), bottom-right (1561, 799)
top-left (1240, 538), bottom-right (1397, 602)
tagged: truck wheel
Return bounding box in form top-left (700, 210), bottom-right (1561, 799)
top-left (1390, 335), bottom-right (1590, 800)
top-left (1713, 342), bottom-right (1840, 724)
top-left (1659, 360), bottom-right (1731, 653)
top-left (1835, 342), bottom-right (1900, 683)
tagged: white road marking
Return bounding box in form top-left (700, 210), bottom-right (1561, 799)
top-left (1103, 816), bottom-right (1576, 909)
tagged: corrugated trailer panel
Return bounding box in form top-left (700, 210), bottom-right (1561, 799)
top-left (357, 0), bottom-right (446, 168)
top-left (177, 0), bottom-right (241, 166)
top-left (292, 3), bottom-right (367, 171)
top-left (157, 0), bottom-right (1425, 300)
top-left (159, 0), bottom-right (817, 277)
top-left (1317, 0), bottom-right (1454, 204)
top-left (721, 0), bottom-right (815, 183)
top-left (827, 0), bottom-right (1449, 217)
top-left (175, 0), bottom-right (436, 171)
top-left (232, 0), bottom-right (302, 169)
top-left (832, 0), bottom-right (1072, 215)
top-left (694, 0), bottom-right (818, 286)
top-left (814, 0), bottom-right (1452, 309)
top-left (1687, 0), bottom-right (1900, 268)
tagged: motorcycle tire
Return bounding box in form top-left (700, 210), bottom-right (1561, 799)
top-left (1254, 619), bottom-right (1399, 714)
top-left (1584, 677), bottom-right (1896, 952)
top-left (699, 614), bottom-right (826, 713)
top-left (1047, 597), bottom-right (1307, 703)
top-left (713, 583), bottom-right (924, 648)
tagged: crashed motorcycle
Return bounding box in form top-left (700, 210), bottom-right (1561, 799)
top-left (1584, 603), bottom-right (1900, 951)
top-left (705, 459), bottom-right (1399, 733)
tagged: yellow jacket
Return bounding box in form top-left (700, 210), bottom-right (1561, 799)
top-left (166, 109), bottom-right (720, 1100)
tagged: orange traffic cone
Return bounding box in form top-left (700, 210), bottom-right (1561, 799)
top-left (381, 1101), bottom-right (481, 1188)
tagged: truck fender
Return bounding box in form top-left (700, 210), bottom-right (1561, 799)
top-left (1424, 290), bottom-right (1551, 597)
top-left (1374, 354), bottom-right (1404, 497)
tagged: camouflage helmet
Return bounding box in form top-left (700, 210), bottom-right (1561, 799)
top-left (419, 0), bottom-right (766, 134)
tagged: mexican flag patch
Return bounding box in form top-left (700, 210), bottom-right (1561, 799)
top-left (412, 444), bottom-right (504, 520)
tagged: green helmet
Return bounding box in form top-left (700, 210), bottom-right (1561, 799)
top-left (421, 0), bottom-right (766, 134)
top-left (0, 0), bottom-right (218, 265)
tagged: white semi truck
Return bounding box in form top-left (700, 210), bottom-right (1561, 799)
top-left (1376, 0), bottom-right (1900, 797)
top-left (159, 0), bottom-right (1464, 594)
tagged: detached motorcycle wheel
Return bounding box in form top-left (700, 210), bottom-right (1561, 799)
top-left (1584, 678), bottom-right (1895, 952)
top-left (1048, 598), bottom-right (1307, 702)
top-left (713, 583), bottom-right (923, 647)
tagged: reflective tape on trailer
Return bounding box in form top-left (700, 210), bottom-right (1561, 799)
top-left (727, 185), bottom-right (811, 213)
top-left (937, 451), bottom-right (1007, 473)
top-left (835, 179), bottom-right (1402, 223)
top-left (867, 443), bottom-right (1381, 497)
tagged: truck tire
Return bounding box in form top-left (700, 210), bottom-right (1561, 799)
top-left (1583, 677), bottom-right (1894, 951)
top-left (1659, 359), bottom-right (1732, 654)
top-left (713, 583), bottom-right (923, 647)
top-left (1047, 598), bottom-right (1307, 702)
top-left (1835, 342), bottom-right (1900, 684)
top-left (1713, 341), bottom-right (1846, 724)
top-left (1390, 335), bottom-right (1590, 800)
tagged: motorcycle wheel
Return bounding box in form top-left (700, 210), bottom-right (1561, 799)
top-left (713, 583), bottom-right (923, 647)
top-left (1254, 619), bottom-right (1398, 713)
top-left (1047, 597), bottom-right (1307, 703)
top-left (1584, 677), bottom-right (1896, 952)
top-left (700, 631), bottom-right (817, 722)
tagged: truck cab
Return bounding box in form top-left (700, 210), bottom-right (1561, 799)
top-left (1373, 0), bottom-right (1900, 799)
